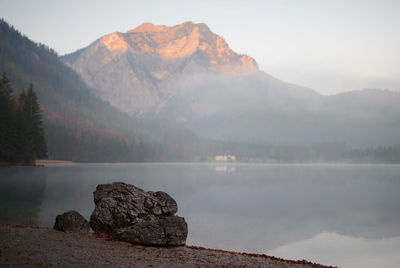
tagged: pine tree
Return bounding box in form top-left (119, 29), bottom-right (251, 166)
top-left (1, 75), bottom-right (47, 164)
top-left (17, 84), bottom-right (48, 163)
top-left (26, 84), bottom-right (47, 159)
top-left (16, 89), bottom-right (32, 163)
top-left (0, 73), bottom-right (16, 162)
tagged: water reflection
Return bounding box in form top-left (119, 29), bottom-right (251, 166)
top-left (270, 232), bottom-right (400, 268)
top-left (1, 163), bottom-right (399, 267)
top-left (215, 166), bottom-right (236, 172)
top-left (0, 167), bottom-right (47, 226)
top-left (182, 165), bottom-right (400, 252)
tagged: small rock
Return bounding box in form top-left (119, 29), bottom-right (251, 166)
top-left (54, 210), bottom-right (90, 233)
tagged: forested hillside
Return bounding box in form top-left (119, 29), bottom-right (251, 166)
top-left (0, 19), bottom-right (193, 162)
top-left (0, 74), bottom-right (47, 164)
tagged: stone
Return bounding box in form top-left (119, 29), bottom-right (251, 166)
top-left (89, 182), bottom-right (187, 246)
top-left (113, 216), bottom-right (188, 246)
top-left (90, 182), bottom-right (178, 233)
top-left (54, 210), bottom-right (90, 233)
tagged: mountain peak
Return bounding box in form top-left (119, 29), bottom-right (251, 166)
top-left (63, 21), bottom-right (259, 114)
top-left (99, 21), bottom-right (258, 76)
top-left (128, 22), bottom-right (169, 33)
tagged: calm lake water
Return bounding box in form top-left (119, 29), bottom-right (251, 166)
top-left (1, 163), bottom-right (400, 267)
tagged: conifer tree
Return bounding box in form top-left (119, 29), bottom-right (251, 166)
top-left (0, 74), bottom-right (47, 164)
top-left (16, 89), bottom-right (32, 162)
top-left (26, 84), bottom-right (47, 159)
top-left (0, 73), bottom-right (16, 162)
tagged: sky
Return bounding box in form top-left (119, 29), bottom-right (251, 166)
top-left (1, 0), bottom-right (399, 95)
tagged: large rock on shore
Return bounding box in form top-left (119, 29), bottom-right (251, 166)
top-left (114, 216), bottom-right (188, 246)
top-left (90, 182), bottom-right (187, 246)
top-left (54, 210), bottom-right (90, 233)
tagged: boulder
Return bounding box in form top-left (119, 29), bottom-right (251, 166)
top-left (90, 182), bottom-right (178, 232)
top-left (113, 216), bottom-right (188, 246)
top-left (54, 210), bottom-right (90, 233)
top-left (90, 182), bottom-right (187, 246)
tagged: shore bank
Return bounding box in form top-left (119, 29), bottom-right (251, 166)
top-left (0, 224), bottom-right (334, 268)
top-left (35, 159), bottom-right (74, 166)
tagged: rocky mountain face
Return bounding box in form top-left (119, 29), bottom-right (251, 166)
top-left (62, 21), bottom-right (258, 115)
top-left (0, 19), bottom-right (197, 162)
top-left (62, 22), bottom-right (400, 147)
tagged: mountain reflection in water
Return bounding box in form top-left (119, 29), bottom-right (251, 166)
top-left (1, 163), bottom-right (399, 267)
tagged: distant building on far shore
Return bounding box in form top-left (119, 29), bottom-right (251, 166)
top-left (215, 155), bottom-right (236, 162)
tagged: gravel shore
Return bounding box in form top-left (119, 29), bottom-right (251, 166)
top-left (0, 224), bottom-right (335, 268)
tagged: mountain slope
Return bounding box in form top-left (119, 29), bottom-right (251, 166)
top-left (62, 21), bottom-right (262, 114)
top-left (62, 21), bottom-right (400, 147)
top-left (0, 19), bottom-right (195, 161)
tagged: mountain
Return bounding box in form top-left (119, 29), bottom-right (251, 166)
top-left (0, 19), bottom-right (196, 162)
top-left (62, 22), bottom-right (321, 115)
top-left (62, 21), bottom-right (400, 147)
top-left (62, 21), bottom-right (261, 114)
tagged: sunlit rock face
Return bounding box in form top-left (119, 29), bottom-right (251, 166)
top-left (62, 22), bottom-right (258, 115)
top-left (124, 22), bottom-right (258, 76)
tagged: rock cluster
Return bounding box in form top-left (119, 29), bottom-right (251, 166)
top-left (89, 182), bottom-right (187, 246)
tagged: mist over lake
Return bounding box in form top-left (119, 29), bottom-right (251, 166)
top-left (1, 163), bottom-right (399, 267)
top-left (1, 2), bottom-right (400, 267)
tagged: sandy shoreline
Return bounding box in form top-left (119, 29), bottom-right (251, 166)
top-left (0, 224), bottom-right (335, 268)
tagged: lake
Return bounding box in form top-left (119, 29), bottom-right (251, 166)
top-left (1, 163), bottom-right (399, 267)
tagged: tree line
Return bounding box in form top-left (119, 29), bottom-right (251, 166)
top-left (0, 73), bottom-right (47, 165)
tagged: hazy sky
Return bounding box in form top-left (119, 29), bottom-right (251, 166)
top-left (1, 0), bottom-right (399, 94)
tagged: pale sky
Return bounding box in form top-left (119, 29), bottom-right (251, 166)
top-left (1, 0), bottom-right (399, 95)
